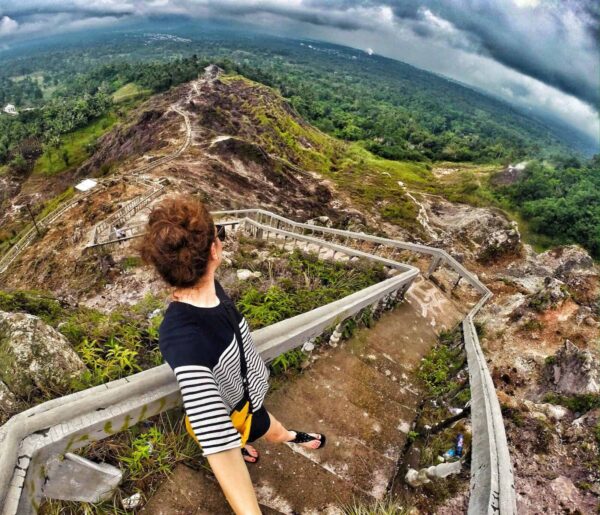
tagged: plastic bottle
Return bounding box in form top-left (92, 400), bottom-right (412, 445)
top-left (456, 433), bottom-right (464, 457)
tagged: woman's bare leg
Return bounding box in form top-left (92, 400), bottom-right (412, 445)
top-left (262, 411), bottom-right (323, 449)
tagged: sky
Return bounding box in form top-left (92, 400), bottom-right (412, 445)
top-left (0, 0), bottom-right (598, 143)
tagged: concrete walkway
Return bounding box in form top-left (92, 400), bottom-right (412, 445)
top-left (141, 277), bottom-right (465, 514)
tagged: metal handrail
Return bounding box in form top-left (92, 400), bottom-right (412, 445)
top-left (214, 209), bottom-right (490, 296)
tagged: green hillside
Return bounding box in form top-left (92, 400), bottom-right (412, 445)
top-left (0, 21), bottom-right (595, 169)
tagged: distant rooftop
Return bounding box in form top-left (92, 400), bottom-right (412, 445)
top-left (75, 178), bottom-right (98, 192)
top-left (3, 104), bottom-right (18, 116)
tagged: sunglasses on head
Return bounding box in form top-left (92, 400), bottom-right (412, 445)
top-left (215, 224), bottom-right (226, 242)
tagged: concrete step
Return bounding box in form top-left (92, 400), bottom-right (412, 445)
top-left (139, 463), bottom-right (283, 515)
top-left (265, 374), bottom-right (398, 498)
top-left (141, 279), bottom-right (464, 513)
top-left (308, 350), bottom-right (418, 416)
top-left (248, 439), bottom-right (370, 513)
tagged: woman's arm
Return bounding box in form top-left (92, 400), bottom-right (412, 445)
top-left (207, 448), bottom-right (262, 514)
top-left (172, 364), bottom-right (261, 513)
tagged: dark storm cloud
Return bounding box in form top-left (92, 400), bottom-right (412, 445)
top-left (202, 2), bottom-right (374, 31)
top-left (306, 0), bottom-right (599, 107)
top-left (0, 1), bottom-right (597, 137)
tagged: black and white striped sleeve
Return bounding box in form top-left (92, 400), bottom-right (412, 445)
top-left (174, 364), bottom-right (241, 455)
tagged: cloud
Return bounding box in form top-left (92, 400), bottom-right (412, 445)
top-left (0, 0), bottom-right (597, 143)
top-left (0, 16), bottom-right (19, 36)
top-left (378, 1), bottom-right (599, 109)
top-left (512, 0), bottom-right (540, 7)
top-left (0, 12), bottom-right (124, 40)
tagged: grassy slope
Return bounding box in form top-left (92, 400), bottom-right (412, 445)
top-left (221, 74), bottom-right (435, 233)
top-left (33, 112), bottom-right (119, 176)
top-left (112, 82), bottom-right (151, 103)
top-left (33, 87), bottom-right (150, 177)
top-left (431, 162), bottom-right (572, 254)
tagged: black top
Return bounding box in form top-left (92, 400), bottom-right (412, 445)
top-left (159, 280), bottom-right (270, 455)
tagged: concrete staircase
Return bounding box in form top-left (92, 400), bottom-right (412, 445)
top-left (141, 277), bottom-right (465, 514)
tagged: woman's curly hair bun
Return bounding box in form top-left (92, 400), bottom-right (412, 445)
top-left (139, 194), bottom-right (215, 287)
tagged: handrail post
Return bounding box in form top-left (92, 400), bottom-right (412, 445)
top-left (427, 254), bottom-right (443, 278)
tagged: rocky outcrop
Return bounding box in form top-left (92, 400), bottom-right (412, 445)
top-left (527, 276), bottom-right (569, 312)
top-left (546, 340), bottom-right (599, 395)
top-left (489, 162), bottom-right (527, 187)
top-left (0, 379), bottom-right (17, 422)
top-left (477, 222), bottom-right (521, 263)
top-left (419, 196), bottom-right (522, 262)
top-left (507, 244), bottom-right (598, 302)
top-left (0, 310), bottom-right (87, 399)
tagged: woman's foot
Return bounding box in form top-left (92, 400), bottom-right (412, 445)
top-left (287, 430), bottom-right (326, 449)
top-left (241, 444), bottom-right (259, 463)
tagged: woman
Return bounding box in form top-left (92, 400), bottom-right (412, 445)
top-left (140, 194), bottom-right (326, 514)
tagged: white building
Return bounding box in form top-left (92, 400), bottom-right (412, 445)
top-left (3, 104), bottom-right (18, 116)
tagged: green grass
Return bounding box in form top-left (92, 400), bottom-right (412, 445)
top-left (235, 248), bottom-right (387, 329)
top-left (417, 328), bottom-right (465, 397)
top-left (220, 74), bottom-right (435, 231)
top-left (10, 71), bottom-right (57, 100)
top-left (38, 186), bottom-right (75, 218)
top-left (120, 256), bottom-right (143, 270)
top-left (342, 498), bottom-right (413, 514)
top-left (0, 290), bottom-right (64, 325)
top-left (112, 82), bottom-right (150, 103)
top-left (33, 112), bottom-right (119, 176)
top-left (32, 91), bottom-right (146, 177)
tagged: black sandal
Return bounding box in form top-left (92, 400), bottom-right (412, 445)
top-left (241, 447), bottom-right (259, 464)
top-left (288, 430), bottom-right (326, 449)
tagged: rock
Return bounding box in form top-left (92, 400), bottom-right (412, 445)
top-left (481, 293), bottom-right (526, 332)
top-left (528, 276), bottom-right (569, 311)
top-left (574, 305), bottom-right (593, 325)
top-left (405, 461), bottom-right (461, 487)
top-left (0, 379), bottom-right (17, 417)
top-left (405, 468), bottom-right (431, 487)
top-left (236, 269), bottom-right (260, 281)
top-left (0, 310), bottom-right (87, 399)
top-left (122, 492), bottom-right (142, 509)
top-left (478, 221), bottom-right (521, 263)
top-left (548, 476), bottom-right (586, 510)
top-left (509, 244), bottom-right (597, 284)
top-left (572, 408), bottom-right (600, 430)
top-left (490, 162), bottom-right (528, 186)
top-left (148, 308), bottom-right (162, 320)
top-left (540, 403), bottom-right (569, 422)
top-left (547, 340), bottom-right (599, 395)
top-left (540, 245), bottom-right (595, 280)
top-left (306, 215), bottom-right (332, 227)
top-left (301, 340), bottom-right (315, 352)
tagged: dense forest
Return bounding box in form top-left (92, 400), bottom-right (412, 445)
top-left (495, 157), bottom-right (600, 258)
top-left (1, 22), bottom-right (594, 168)
top-left (0, 21), bottom-right (598, 257)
